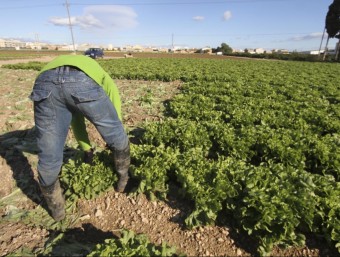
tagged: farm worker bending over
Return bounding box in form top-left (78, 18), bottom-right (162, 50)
top-left (29, 55), bottom-right (130, 221)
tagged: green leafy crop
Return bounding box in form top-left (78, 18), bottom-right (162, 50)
top-left (60, 150), bottom-right (118, 202)
top-left (88, 229), bottom-right (181, 257)
top-left (6, 56), bottom-right (340, 256)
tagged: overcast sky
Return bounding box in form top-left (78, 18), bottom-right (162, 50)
top-left (0, 0), bottom-right (338, 51)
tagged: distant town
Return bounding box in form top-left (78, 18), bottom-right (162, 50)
top-left (0, 37), bottom-right (336, 56)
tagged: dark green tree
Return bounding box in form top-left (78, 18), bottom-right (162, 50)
top-left (324, 0), bottom-right (340, 60)
top-left (213, 43), bottom-right (233, 55)
top-left (326, 0), bottom-right (340, 38)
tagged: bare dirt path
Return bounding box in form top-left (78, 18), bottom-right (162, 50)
top-left (0, 56), bottom-right (55, 67)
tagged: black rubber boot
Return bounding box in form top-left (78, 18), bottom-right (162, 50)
top-left (112, 144), bottom-right (130, 192)
top-left (40, 179), bottom-right (66, 221)
top-left (83, 148), bottom-right (94, 165)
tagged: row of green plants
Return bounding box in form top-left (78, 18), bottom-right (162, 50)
top-left (4, 57), bottom-right (340, 255)
top-left (228, 52), bottom-right (339, 62)
top-left (105, 58), bottom-right (339, 255)
top-left (5, 56), bottom-right (339, 82)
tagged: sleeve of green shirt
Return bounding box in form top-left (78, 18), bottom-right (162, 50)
top-left (71, 112), bottom-right (92, 151)
top-left (102, 71), bottom-right (122, 121)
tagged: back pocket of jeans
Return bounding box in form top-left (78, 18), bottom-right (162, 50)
top-left (71, 88), bottom-right (105, 103)
top-left (30, 89), bottom-right (52, 101)
top-left (71, 88), bottom-right (110, 121)
top-left (29, 89), bottom-right (55, 129)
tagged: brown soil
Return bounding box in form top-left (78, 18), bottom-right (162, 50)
top-left (0, 57), bottom-right (337, 257)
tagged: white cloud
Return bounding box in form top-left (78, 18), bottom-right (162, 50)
top-left (49, 17), bottom-right (71, 27)
top-left (193, 16), bottom-right (205, 21)
top-left (290, 32), bottom-right (325, 41)
top-left (223, 11), bottom-right (232, 21)
top-left (49, 5), bottom-right (138, 30)
top-left (76, 14), bottom-right (102, 28)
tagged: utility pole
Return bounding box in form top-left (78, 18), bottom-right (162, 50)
top-left (65, 0), bottom-right (76, 54)
top-left (318, 27), bottom-right (326, 59)
top-left (172, 33), bottom-right (174, 51)
top-left (171, 33), bottom-right (174, 58)
top-left (34, 33), bottom-right (40, 51)
top-left (323, 35), bottom-right (330, 61)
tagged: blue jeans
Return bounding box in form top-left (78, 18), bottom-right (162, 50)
top-left (30, 66), bottom-right (128, 186)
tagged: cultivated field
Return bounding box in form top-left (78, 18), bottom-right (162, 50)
top-left (0, 51), bottom-right (339, 256)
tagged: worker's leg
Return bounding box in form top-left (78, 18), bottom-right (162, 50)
top-left (66, 75), bottom-right (130, 192)
top-left (31, 75), bottom-right (73, 186)
top-left (30, 69), bottom-right (73, 220)
top-left (88, 98), bottom-right (130, 193)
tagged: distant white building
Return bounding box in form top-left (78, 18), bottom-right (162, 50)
top-left (0, 38), bottom-right (27, 48)
top-left (232, 48), bottom-right (244, 53)
top-left (58, 44), bottom-right (78, 51)
top-left (254, 48), bottom-right (265, 54)
top-left (272, 49), bottom-right (289, 54)
top-left (309, 49), bottom-right (336, 55)
top-left (310, 50), bottom-right (324, 55)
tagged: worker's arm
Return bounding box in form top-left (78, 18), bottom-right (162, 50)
top-left (102, 72), bottom-right (122, 121)
top-left (71, 112), bottom-right (92, 151)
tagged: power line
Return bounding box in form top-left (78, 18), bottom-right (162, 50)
top-left (71, 0), bottom-right (302, 6)
top-left (0, 4), bottom-right (61, 10)
top-left (0, 0), bottom-right (306, 9)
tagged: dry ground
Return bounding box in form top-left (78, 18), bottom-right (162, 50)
top-left (0, 56), bottom-right (338, 257)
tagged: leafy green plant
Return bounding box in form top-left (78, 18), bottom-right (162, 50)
top-left (139, 88), bottom-right (154, 106)
top-left (3, 61), bottom-right (45, 71)
top-left (88, 229), bottom-right (181, 257)
top-left (60, 150), bottom-right (118, 202)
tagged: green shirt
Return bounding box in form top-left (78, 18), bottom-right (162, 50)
top-left (39, 55), bottom-right (122, 151)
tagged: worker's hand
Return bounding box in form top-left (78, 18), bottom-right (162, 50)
top-left (83, 148), bottom-right (94, 165)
